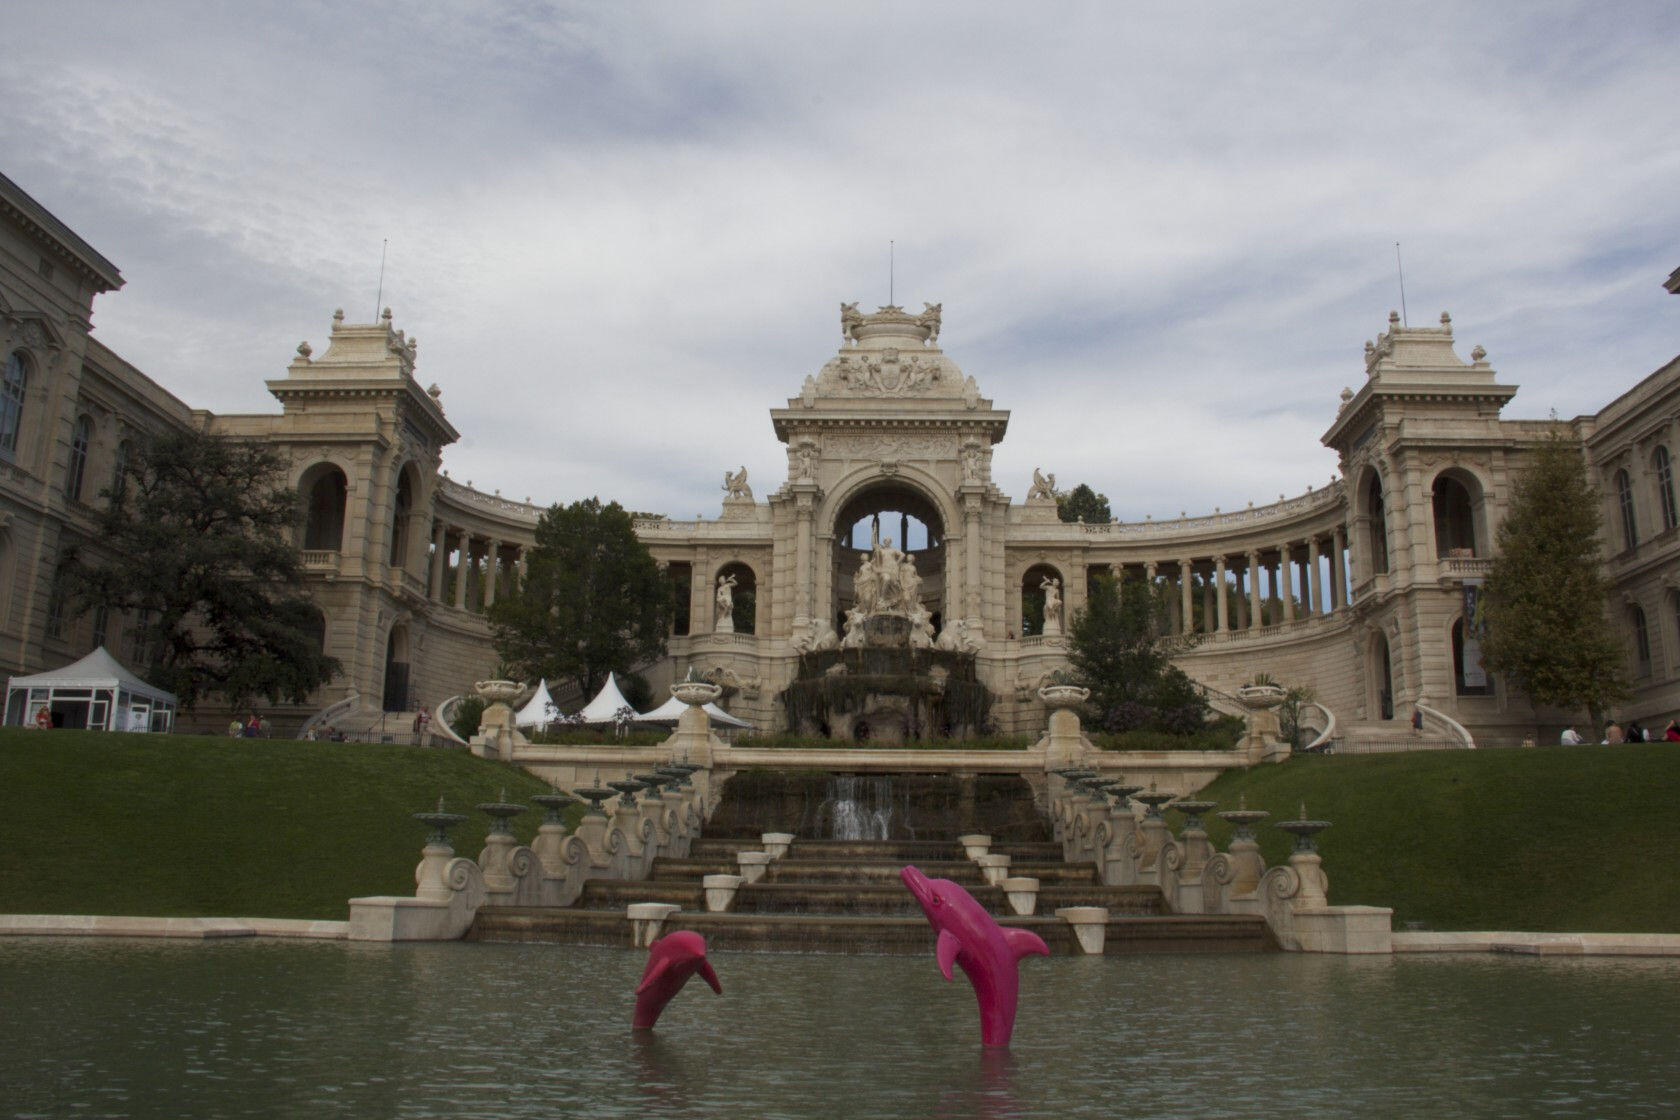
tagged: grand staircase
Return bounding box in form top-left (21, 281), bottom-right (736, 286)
top-left (468, 775), bottom-right (1273, 955)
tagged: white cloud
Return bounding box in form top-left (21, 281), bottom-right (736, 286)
top-left (2, 0), bottom-right (1677, 519)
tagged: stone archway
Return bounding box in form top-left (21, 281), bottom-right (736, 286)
top-left (382, 625), bottom-right (411, 712)
top-left (827, 479), bottom-right (949, 639)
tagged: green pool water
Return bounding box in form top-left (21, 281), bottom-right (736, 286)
top-left (4, 938), bottom-right (1679, 1118)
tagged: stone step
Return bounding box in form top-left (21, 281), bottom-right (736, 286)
top-left (466, 907), bottom-right (1272, 956)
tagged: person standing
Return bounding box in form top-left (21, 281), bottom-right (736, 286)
top-left (413, 705), bottom-right (431, 745)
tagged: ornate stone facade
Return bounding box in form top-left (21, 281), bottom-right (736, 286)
top-left (4, 167), bottom-right (1679, 742)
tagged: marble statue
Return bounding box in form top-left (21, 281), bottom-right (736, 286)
top-left (853, 553), bottom-right (880, 614)
top-left (840, 301), bottom-right (864, 344)
top-left (917, 302), bottom-right (942, 344)
top-left (908, 603), bottom-right (935, 649)
top-left (962, 444), bottom-right (983, 482)
top-left (715, 573), bottom-right (736, 632)
top-left (899, 553), bottom-right (922, 611)
top-left (1028, 468), bottom-right (1056, 502)
top-left (841, 605), bottom-right (868, 649)
top-left (1040, 576), bottom-right (1062, 637)
top-left (723, 466), bottom-right (752, 500)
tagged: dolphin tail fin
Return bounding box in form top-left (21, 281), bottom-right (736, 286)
top-left (935, 929), bottom-right (963, 980)
top-left (1003, 927), bottom-right (1051, 960)
top-left (634, 959), bottom-right (670, 996)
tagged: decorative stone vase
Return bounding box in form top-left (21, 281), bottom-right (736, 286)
top-left (1236, 683), bottom-right (1287, 711)
top-left (672, 680), bottom-right (723, 707)
top-left (474, 679), bottom-right (523, 706)
top-left (1038, 683), bottom-right (1091, 710)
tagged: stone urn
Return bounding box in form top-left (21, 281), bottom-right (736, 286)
top-left (471, 680), bottom-right (525, 760)
top-left (1235, 683), bottom-right (1286, 763)
top-left (1236, 683), bottom-right (1287, 711)
top-left (1038, 683), bottom-right (1091, 711)
top-left (672, 679), bottom-right (723, 707)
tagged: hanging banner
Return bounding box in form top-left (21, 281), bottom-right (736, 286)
top-left (1461, 579), bottom-right (1487, 688)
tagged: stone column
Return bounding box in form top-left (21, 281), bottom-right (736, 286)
top-left (1246, 551), bottom-right (1261, 628)
top-left (484, 538), bottom-right (502, 609)
top-left (794, 498), bottom-right (813, 627)
top-left (1332, 525), bottom-right (1347, 609)
top-left (1305, 537), bottom-right (1320, 616)
top-left (1179, 559), bottom-right (1193, 635)
top-left (1201, 568), bottom-right (1215, 634)
top-left (965, 497), bottom-right (982, 623)
top-left (1279, 543), bottom-right (1295, 622)
top-left (429, 521), bottom-right (447, 601)
top-left (1214, 556), bottom-right (1229, 632)
top-left (453, 534), bottom-right (470, 610)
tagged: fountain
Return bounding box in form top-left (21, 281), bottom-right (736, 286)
top-left (530, 788), bottom-right (578, 827)
top-left (571, 780), bottom-right (617, 817)
top-left (780, 534), bottom-right (991, 742)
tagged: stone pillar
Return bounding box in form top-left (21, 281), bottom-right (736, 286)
top-left (965, 497), bottom-right (982, 623)
top-left (1246, 551), bottom-right (1261, 628)
top-left (484, 538), bottom-right (502, 608)
top-left (1214, 556), bottom-right (1229, 632)
top-left (429, 521), bottom-right (446, 601)
top-left (1305, 537), bottom-right (1320, 616)
top-left (1332, 525), bottom-right (1347, 609)
top-left (453, 534), bottom-right (470, 610)
top-left (1179, 559), bottom-right (1193, 635)
top-left (1201, 568), bottom-right (1214, 634)
top-left (1279, 543), bottom-right (1295, 622)
top-left (794, 499), bottom-right (813, 627)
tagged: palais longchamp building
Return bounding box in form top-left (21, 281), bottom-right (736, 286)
top-left (4, 168), bottom-right (1678, 743)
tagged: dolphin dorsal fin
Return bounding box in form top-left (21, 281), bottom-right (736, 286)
top-left (936, 929), bottom-right (963, 980)
top-left (635, 959), bottom-right (671, 995)
top-left (1003, 927), bottom-right (1051, 961)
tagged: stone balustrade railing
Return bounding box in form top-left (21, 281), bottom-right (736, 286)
top-left (1045, 772), bottom-right (1393, 953)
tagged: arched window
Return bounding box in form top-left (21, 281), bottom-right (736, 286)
top-left (300, 466), bottom-right (348, 551)
top-left (111, 438), bottom-right (132, 504)
top-left (1655, 446), bottom-right (1678, 533)
top-left (388, 468), bottom-right (415, 567)
top-left (1616, 469), bottom-right (1638, 552)
top-left (1020, 563), bottom-right (1063, 637)
top-left (1452, 618), bottom-right (1491, 695)
top-left (1432, 473), bottom-right (1479, 557)
top-left (1, 351), bottom-right (28, 455)
top-left (1366, 473), bottom-right (1390, 575)
top-left (65, 415), bottom-right (92, 501)
top-left (714, 561), bottom-right (757, 634)
top-left (1632, 604), bottom-right (1652, 677)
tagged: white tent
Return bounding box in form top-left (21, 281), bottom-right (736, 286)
top-left (514, 679), bottom-right (559, 728)
top-left (575, 672), bottom-right (641, 724)
top-left (636, 694), bottom-right (754, 729)
top-left (5, 646), bottom-right (177, 732)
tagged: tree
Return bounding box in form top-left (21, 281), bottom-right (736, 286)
top-left (486, 497), bottom-right (671, 699)
top-left (1056, 483), bottom-right (1112, 524)
top-left (67, 430), bottom-right (339, 709)
top-left (1067, 574), bottom-right (1207, 734)
top-left (1479, 431), bottom-right (1628, 726)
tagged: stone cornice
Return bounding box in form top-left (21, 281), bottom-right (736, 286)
top-left (266, 377), bottom-right (459, 445)
top-left (770, 408), bottom-right (1009, 442)
top-left (1006, 481), bottom-right (1347, 544)
top-left (0, 171), bottom-right (123, 292)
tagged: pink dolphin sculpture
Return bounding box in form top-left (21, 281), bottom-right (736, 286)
top-left (632, 930), bottom-right (722, 1030)
top-left (901, 864), bottom-right (1050, 1047)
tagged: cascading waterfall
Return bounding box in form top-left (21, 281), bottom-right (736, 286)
top-left (823, 774), bottom-right (899, 840)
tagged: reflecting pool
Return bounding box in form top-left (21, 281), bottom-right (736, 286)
top-left (5, 938), bottom-right (1680, 1118)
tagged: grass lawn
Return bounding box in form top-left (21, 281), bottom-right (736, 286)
top-left (1184, 743), bottom-right (1680, 933)
top-left (0, 730), bottom-right (582, 920)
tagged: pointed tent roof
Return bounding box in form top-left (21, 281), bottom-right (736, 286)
top-left (635, 694), bottom-right (753, 729)
top-left (514, 679), bottom-right (558, 728)
top-left (8, 646), bottom-right (176, 704)
top-left (575, 672), bottom-right (641, 723)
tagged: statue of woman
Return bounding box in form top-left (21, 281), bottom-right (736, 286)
top-left (898, 554), bottom-right (922, 613)
top-left (716, 573), bottom-right (736, 615)
top-left (853, 552), bottom-right (879, 614)
top-left (1041, 576), bottom-right (1061, 620)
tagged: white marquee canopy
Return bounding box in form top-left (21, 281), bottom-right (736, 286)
top-left (5, 647), bottom-right (178, 732)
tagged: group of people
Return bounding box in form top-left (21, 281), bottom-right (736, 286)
top-left (1560, 719), bottom-right (1680, 744)
top-left (227, 713), bottom-right (265, 738)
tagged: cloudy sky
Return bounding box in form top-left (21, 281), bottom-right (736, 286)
top-left (5, 1), bottom-right (1677, 520)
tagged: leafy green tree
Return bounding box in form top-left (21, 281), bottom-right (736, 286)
top-left (1480, 431), bottom-right (1628, 725)
top-left (486, 497), bottom-right (671, 699)
top-left (1056, 483), bottom-right (1112, 524)
top-left (67, 430), bottom-right (339, 709)
top-left (1068, 574), bottom-right (1207, 734)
